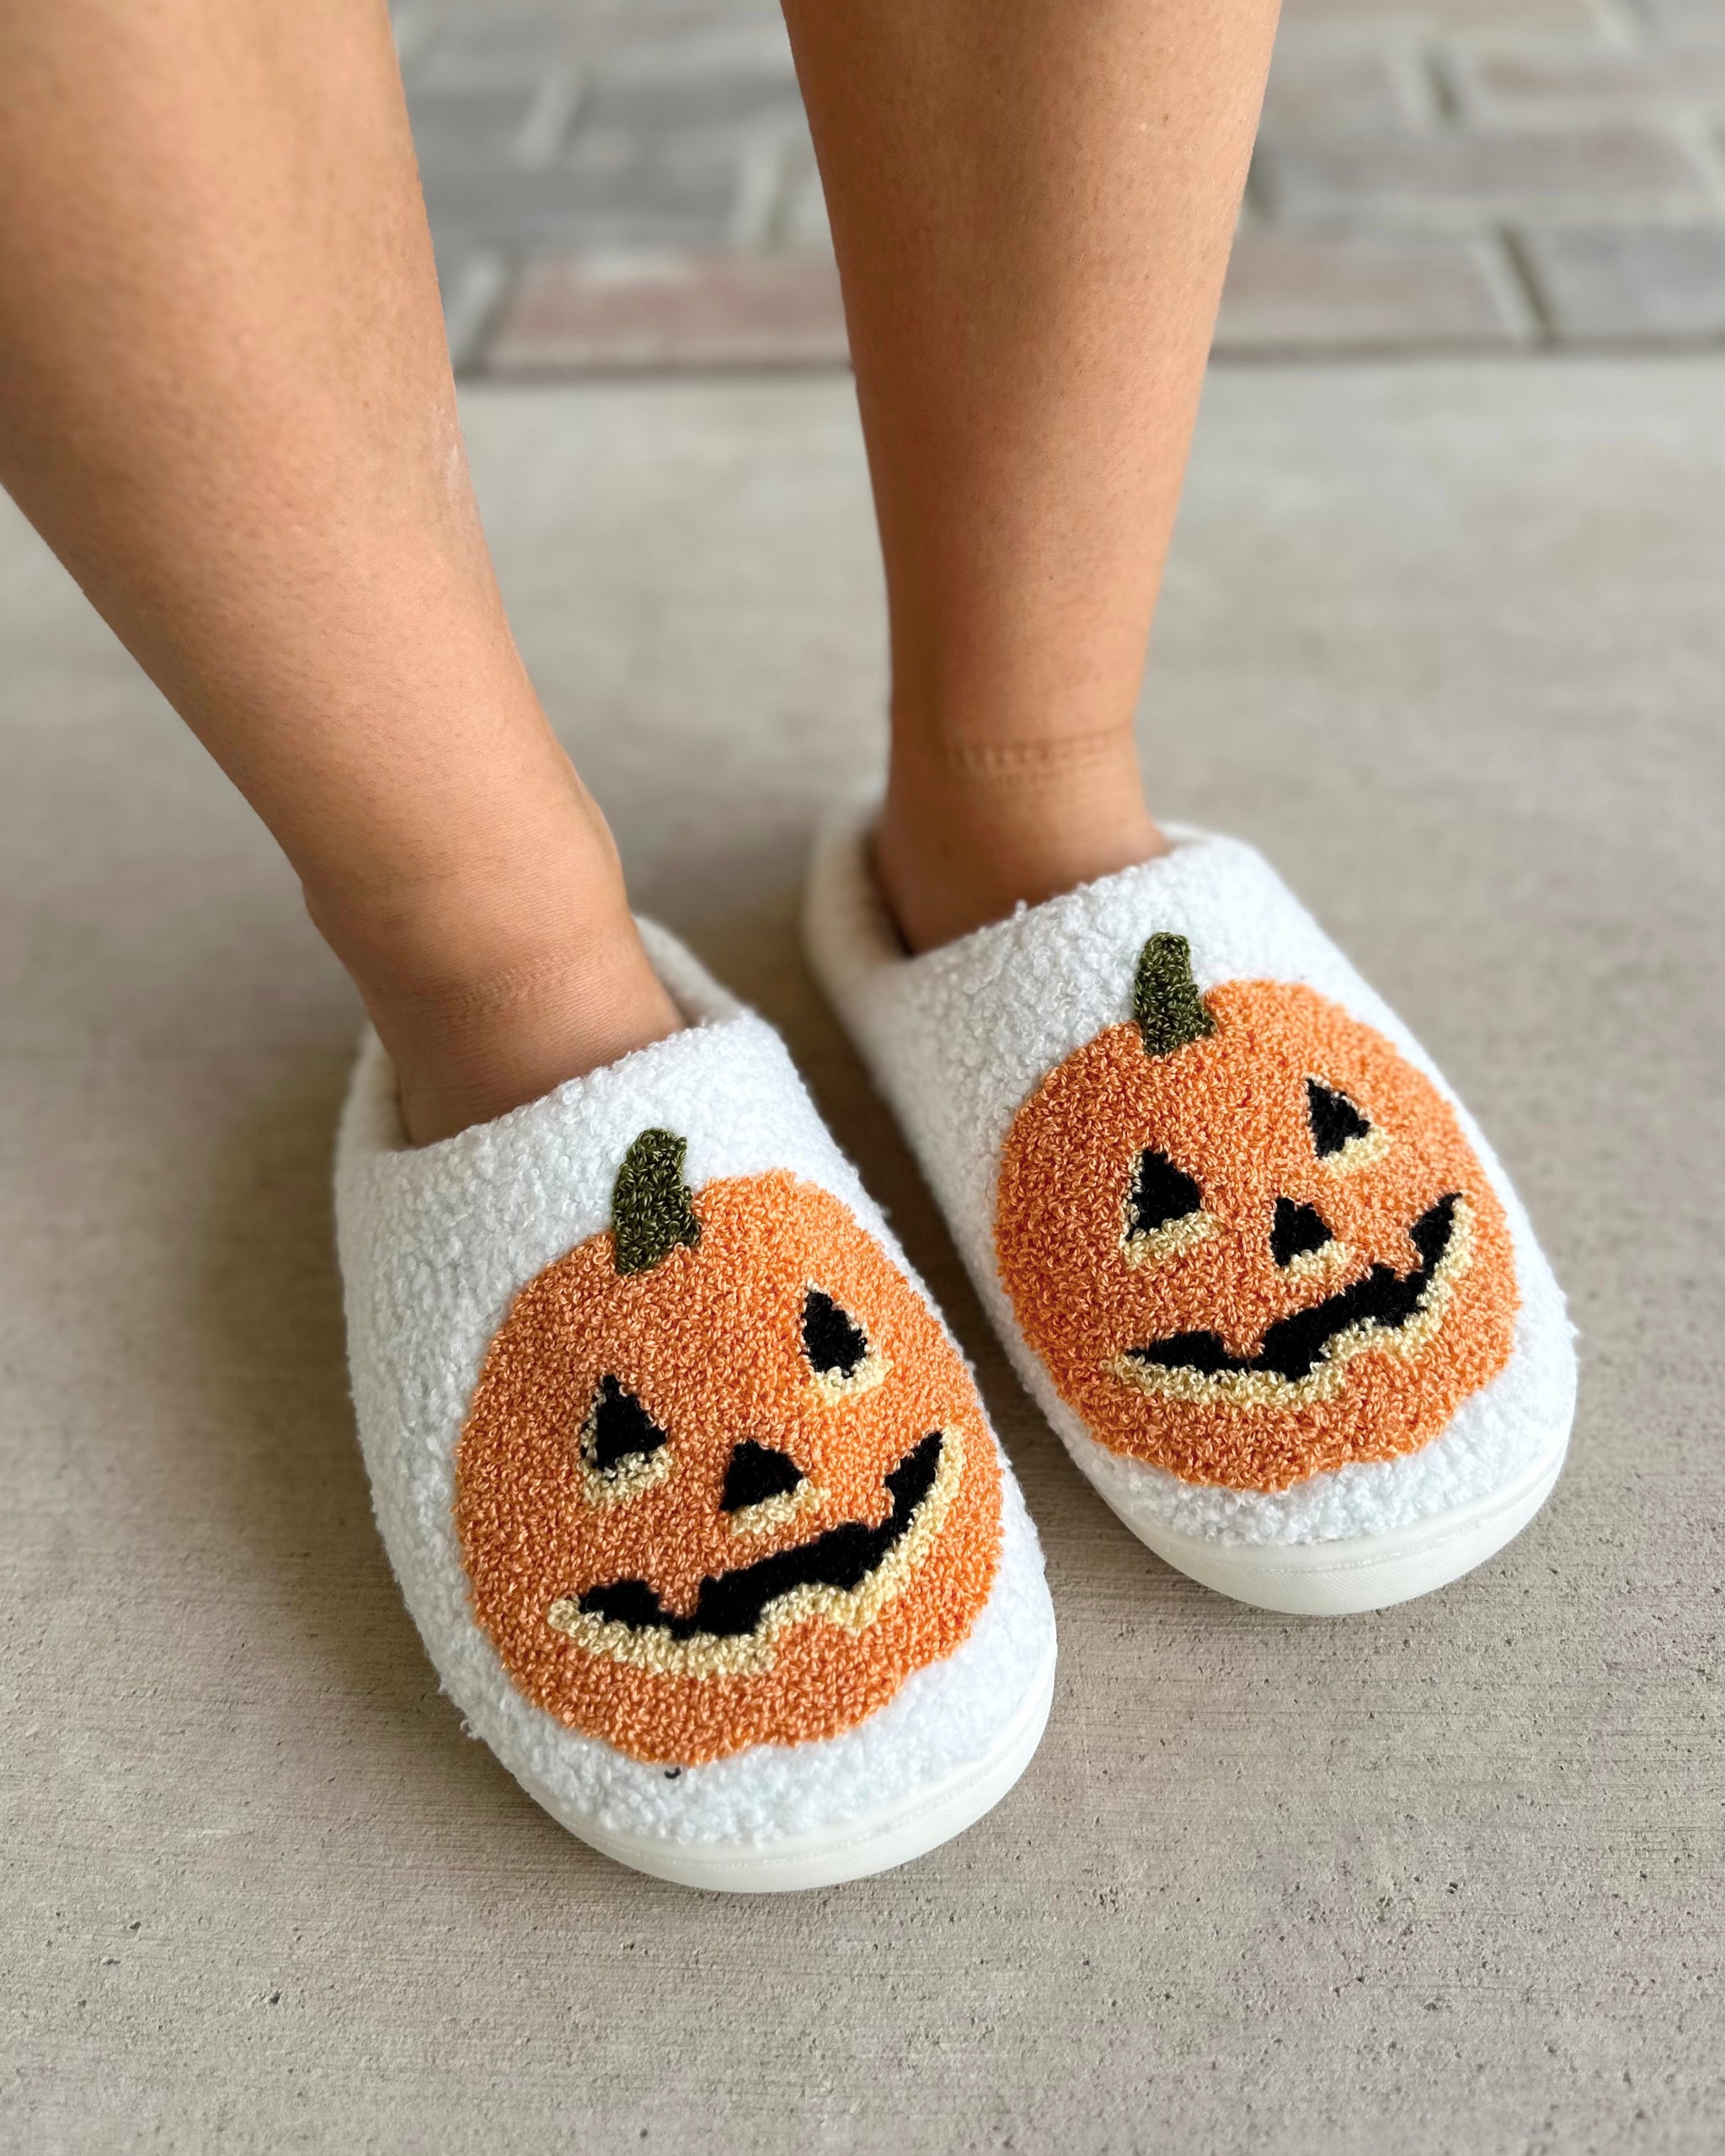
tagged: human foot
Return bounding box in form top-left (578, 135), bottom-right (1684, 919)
top-left (805, 815), bottom-right (1575, 1614)
top-left (873, 729), bottom-right (1168, 954)
top-left (335, 921), bottom-right (1055, 1887)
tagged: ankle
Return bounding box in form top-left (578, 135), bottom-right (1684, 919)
top-left (874, 725), bottom-right (1167, 953)
top-left (375, 929), bottom-right (681, 1145)
top-left (308, 863), bottom-right (681, 1145)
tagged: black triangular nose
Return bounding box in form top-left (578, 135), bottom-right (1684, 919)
top-left (1271, 1198), bottom-right (1332, 1267)
top-left (721, 1440), bottom-right (805, 1513)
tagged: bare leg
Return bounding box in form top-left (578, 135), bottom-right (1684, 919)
top-left (0, 0), bottom-right (679, 1142)
top-left (782, 0), bottom-right (1279, 951)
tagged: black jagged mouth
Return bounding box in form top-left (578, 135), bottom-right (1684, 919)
top-left (570, 1430), bottom-right (945, 1644)
top-left (1121, 1194), bottom-right (1464, 1390)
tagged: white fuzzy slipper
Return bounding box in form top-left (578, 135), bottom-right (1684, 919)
top-left (334, 922), bottom-right (1055, 1891)
top-left (804, 816), bottom-right (1575, 1616)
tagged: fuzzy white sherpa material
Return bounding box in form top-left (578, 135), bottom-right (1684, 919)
top-left (804, 816), bottom-right (1577, 1549)
top-left (334, 920), bottom-right (1054, 1846)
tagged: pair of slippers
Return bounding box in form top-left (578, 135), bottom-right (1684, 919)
top-left (335, 817), bottom-right (1575, 1892)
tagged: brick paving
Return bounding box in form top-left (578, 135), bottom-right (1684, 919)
top-left (396, 0), bottom-right (1725, 371)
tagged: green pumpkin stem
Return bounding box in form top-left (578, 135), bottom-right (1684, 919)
top-left (611, 1129), bottom-right (702, 1276)
top-left (1132, 933), bottom-right (1216, 1058)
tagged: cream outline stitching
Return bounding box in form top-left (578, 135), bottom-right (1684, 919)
top-left (1108, 1197), bottom-right (1477, 1412)
top-left (1122, 1209), bottom-right (1216, 1269)
top-left (809, 1345), bottom-right (890, 1409)
top-left (544, 1427), bottom-right (965, 1678)
top-left (578, 1386), bottom-right (674, 1508)
top-left (1315, 1126), bottom-right (1391, 1177)
top-left (726, 1479), bottom-right (824, 1540)
top-left (1282, 1237), bottom-right (1356, 1289)
top-left (1306, 1076), bottom-right (1391, 1178)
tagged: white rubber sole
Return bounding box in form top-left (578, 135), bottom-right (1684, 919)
top-left (1101, 1440), bottom-right (1567, 1616)
top-left (516, 1640), bottom-right (1057, 1892)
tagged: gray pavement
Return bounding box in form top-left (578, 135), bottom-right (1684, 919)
top-left (396, 0), bottom-right (1725, 370)
top-left (3, 358), bottom-right (1721, 2153)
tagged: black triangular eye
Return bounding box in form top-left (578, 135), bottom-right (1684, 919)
top-left (721, 1440), bottom-right (805, 1513)
top-left (1127, 1149), bottom-right (1204, 1238)
top-left (585, 1375), bottom-right (669, 1474)
top-left (803, 1289), bottom-right (868, 1380)
top-left (1271, 1198), bottom-right (1332, 1267)
top-left (1306, 1080), bottom-right (1371, 1157)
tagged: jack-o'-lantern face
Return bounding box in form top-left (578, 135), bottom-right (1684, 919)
top-left (996, 937), bottom-right (1519, 1493)
top-left (457, 1132), bottom-right (1001, 1766)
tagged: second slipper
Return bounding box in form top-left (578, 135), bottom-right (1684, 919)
top-left (804, 815), bottom-right (1576, 1616)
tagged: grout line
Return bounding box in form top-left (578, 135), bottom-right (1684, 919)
top-left (1423, 43), bottom-right (1467, 128)
top-left (1584, 0), bottom-right (1650, 52)
top-left (445, 252), bottom-right (514, 376)
top-left (391, 3), bottom-right (436, 71)
top-left (728, 134), bottom-right (790, 251)
top-left (1667, 112), bottom-right (1725, 215)
top-left (1494, 222), bottom-right (1560, 345)
top-left (515, 68), bottom-right (585, 170)
top-left (459, 338), bottom-right (1725, 387)
top-left (1242, 141), bottom-right (1277, 224)
top-left (1389, 42), bottom-right (1447, 132)
top-left (1208, 331), bottom-right (1725, 360)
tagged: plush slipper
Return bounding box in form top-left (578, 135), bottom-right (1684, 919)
top-left (804, 816), bottom-right (1575, 1616)
top-left (334, 922), bottom-right (1055, 1891)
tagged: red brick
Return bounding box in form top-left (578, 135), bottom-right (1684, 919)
top-left (1514, 221), bottom-right (1725, 338)
top-left (1445, 46), bottom-right (1725, 122)
top-left (1258, 125), bottom-right (1712, 226)
top-left (1215, 228), bottom-right (1530, 352)
top-left (484, 251), bottom-right (847, 373)
top-left (1261, 49), bottom-right (1423, 132)
top-left (1277, 0), bottom-right (1599, 29)
top-left (1632, 0), bottom-right (1725, 41)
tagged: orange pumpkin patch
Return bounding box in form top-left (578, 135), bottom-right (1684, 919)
top-left (996, 938), bottom-right (1519, 1493)
top-left (457, 1137), bottom-right (1001, 1766)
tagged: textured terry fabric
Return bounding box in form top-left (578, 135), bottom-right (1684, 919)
top-left (996, 983), bottom-right (1526, 1500)
top-left (803, 817), bottom-right (1577, 1549)
top-left (995, 979), bottom-right (1520, 1490)
top-left (457, 1170), bottom-right (1004, 1764)
top-left (334, 920), bottom-right (1053, 1844)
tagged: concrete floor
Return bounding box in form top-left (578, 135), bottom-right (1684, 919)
top-left (2, 362), bottom-right (1721, 2153)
